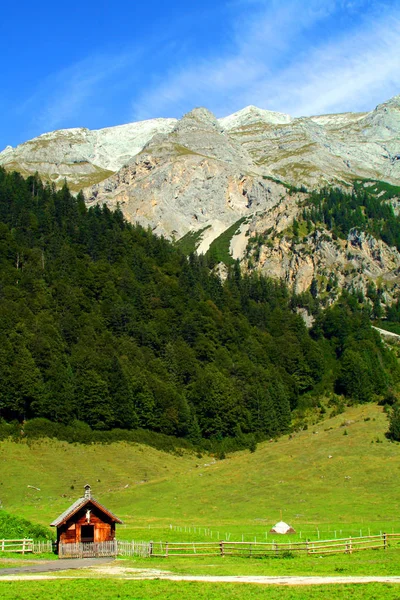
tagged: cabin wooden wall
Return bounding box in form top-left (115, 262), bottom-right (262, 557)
top-left (58, 505), bottom-right (116, 544)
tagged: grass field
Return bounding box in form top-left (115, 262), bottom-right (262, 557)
top-left (0, 579), bottom-right (400, 600)
top-left (1, 403), bottom-right (399, 544)
top-left (1, 405), bottom-right (400, 596)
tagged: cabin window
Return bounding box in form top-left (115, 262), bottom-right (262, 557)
top-left (81, 525), bottom-right (94, 543)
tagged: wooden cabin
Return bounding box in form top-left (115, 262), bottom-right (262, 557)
top-left (50, 484), bottom-right (123, 549)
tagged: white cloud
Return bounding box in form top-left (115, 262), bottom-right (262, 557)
top-left (131, 0), bottom-right (400, 120)
top-left (266, 17), bottom-right (400, 116)
top-left (18, 50), bottom-right (139, 133)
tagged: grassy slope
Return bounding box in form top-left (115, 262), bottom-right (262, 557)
top-left (354, 179), bottom-right (400, 200)
top-left (1, 404), bottom-right (399, 543)
top-left (176, 225), bottom-right (211, 255)
top-left (206, 217), bottom-right (247, 265)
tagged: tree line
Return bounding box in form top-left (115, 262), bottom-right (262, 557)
top-left (302, 185), bottom-right (400, 250)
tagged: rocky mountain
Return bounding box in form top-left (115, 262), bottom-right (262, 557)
top-left (0, 118), bottom-right (177, 191)
top-left (239, 191), bottom-right (400, 302)
top-left (87, 107), bottom-right (282, 241)
top-left (1, 95), bottom-right (399, 193)
top-left (1, 96), bottom-right (399, 304)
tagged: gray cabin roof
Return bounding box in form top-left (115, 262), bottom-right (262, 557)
top-left (50, 496), bottom-right (123, 527)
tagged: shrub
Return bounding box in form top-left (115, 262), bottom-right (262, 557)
top-left (386, 404), bottom-right (400, 441)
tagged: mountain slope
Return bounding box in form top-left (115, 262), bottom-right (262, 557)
top-left (1, 97), bottom-right (399, 299)
top-left (0, 118), bottom-right (177, 190)
top-left (87, 107), bottom-right (281, 240)
top-left (1, 167), bottom-right (397, 440)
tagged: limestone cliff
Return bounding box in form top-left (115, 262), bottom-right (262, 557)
top-left (86, 108), bottom-right (281, 241)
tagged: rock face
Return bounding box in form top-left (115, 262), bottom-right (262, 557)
top-left (239, 195), bottom-right (400, 302)
top-left (87, 108), bottom-right (280, 239)
top-left (225, 95), bottom-right (400, 187)
top-left (0, 118), bottom-right (177, 190)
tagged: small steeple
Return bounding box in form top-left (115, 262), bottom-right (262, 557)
top-left (84, 484), bottom-right (91, 499)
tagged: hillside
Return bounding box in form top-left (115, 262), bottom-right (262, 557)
top-left (0, 168), bottom-right (398, 446)
top-left (1, 404), bottom-right (399, 540)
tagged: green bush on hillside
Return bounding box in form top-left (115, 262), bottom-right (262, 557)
top-left (0, 510), bottom-right (53, 540)
top-left (386, 404), bottom-right (400, 441)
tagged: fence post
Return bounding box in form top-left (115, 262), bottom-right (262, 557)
top-left (383, 532), bottom-right (387, 550)
top-left (219, 541), bottom-right (224, 557)
top-left (22, 538), bottom-right (25, 555)
top-left (348, 537), bottom-right (352, 554)
top-left (165, 542), bottom-right (168, 558)
top-left (149, 541), bottom-right (153, 557)
top-left (306, 540), bottom-right (309, 555)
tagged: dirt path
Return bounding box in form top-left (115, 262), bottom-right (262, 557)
top-left (0, 557), bottom-right (114, 576)
top-left (1, 563), bottom-right (400, 585)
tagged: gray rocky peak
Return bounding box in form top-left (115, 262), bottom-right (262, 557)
top-left (175, 107), bottom-right (221, 133)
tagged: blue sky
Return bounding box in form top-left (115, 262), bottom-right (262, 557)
top-left (1, 0), bottom-right (399, 149)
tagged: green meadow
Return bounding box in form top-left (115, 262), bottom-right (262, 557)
top-left (1, 579), bottom-right (400, 600)
top-left (1, 403), bottom-right (399, 542)
top-left (0, 403), bottom-right (400, 597)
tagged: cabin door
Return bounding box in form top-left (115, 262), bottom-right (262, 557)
top-left (81, 525), bottom-right (95, 543)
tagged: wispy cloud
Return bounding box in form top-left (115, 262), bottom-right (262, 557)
top-left (131, 0), bottom-right (400, 120)
top-left (12, 0), bottom-right (400, 144)
top-left (264, 15), bottom-right (400, 116)
top-left (18, 50), bottom-right (140, 134)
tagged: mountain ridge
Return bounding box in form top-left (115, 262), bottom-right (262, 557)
top-left (1, 97), bottom-right (399, 303)
top-left (2, 95), bottom-right (399, 190)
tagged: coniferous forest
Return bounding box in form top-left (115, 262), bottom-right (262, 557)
top-left (0, 168), bottom-right (398, 447)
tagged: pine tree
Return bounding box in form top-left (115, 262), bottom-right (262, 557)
top-left (387, 404), bottom-right (400, 441)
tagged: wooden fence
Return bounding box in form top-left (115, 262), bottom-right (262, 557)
top-left (150, 533), bottom-right (400, 558)
top-left (0, 538), bottom-right (33, 553)
top-left (117, 540), bottom-right (153, 558)
top-left (58, 540), bottom-right (119, 558)
top-left (33, 540), bottom-right (54, 554)
top-left (58, 540), bottom-right (154, 558)
top-left (3, 533), bottom-right (400, 559)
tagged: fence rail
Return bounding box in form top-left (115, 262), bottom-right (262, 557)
top-left (0, 538), bottom-right (33, 553)
top-left (150, 533), bottom-right (400, 558)
top-left (3, 532), bottom-right (400, 559)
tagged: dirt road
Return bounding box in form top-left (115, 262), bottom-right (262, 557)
top-left (1, 562), bottom-right (400, 585)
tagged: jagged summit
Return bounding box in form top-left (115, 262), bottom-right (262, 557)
top-left (176, 107), bottom-right (221, 131)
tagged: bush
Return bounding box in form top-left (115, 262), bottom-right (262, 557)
top-left (0, 510), bottom-right (53, 540)
top-left (386, 404), bottom-right (400, 441)
top-left (0, 420), bottom-right (20, 441)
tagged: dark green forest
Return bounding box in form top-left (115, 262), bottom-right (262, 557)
top-left (0, 168), bottom-right (398, 446)
top-left (302, 185), bottom-right (400, 249)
